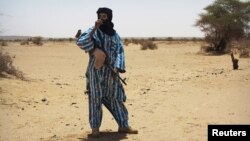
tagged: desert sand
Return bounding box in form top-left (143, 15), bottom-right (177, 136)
top-left (0, 41), bottom-right (250, 141)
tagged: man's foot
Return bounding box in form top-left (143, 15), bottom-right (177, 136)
top-left (118, 126), bottom-right (138, 134)
top-left (91, 128), bottom-right (100, 138)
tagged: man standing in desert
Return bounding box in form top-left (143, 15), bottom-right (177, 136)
top-left (76, 7), bottom-right (138, 137)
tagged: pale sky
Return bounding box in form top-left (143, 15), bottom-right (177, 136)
top-left (0, 0), bottom-right (217, 38)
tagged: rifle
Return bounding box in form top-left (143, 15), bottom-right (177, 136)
top-left (95, 29), bottom-right (127, 85)
top-left (104, 57), bottom-right (127, 85)
top-left (75, 29), bottom-right (127, 85)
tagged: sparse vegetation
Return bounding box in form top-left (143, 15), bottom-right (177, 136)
top-left (32, 37), bottom-right (43, 46)
top-left (196, 0), bottom-right (250, 53)
top-left (123, 38), bottom-right (130, 46)
top-left (0, 48), bottom-right (25, 80)
top-left (166, 37), bottom-right (173, 41)
top-left (200, 45), bottom-right (215, 53)
top-left (123, 38), bottom-right (157, 50)
top-left (140, 40), bottom-right (157, 50)
top-left (123, 37), bottom-right (205, 50)
top-left (20, 40), bottom-right (29, 45)
top-left (68, 38), bottom-right (74, 42)
top-left (1, 41), bottom-right (8, 46)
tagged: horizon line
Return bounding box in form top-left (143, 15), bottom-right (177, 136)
top-left (0, 35), bottom-right (204, 39)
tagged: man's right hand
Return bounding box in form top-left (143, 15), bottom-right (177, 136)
top-left (90, 19), bottom-right (103, 39)
top-left (94, 19), bottom-right (103, 29)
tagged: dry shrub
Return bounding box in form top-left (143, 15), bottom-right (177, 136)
top-left (68, 38), bottom-right (74, 42)
top-left (191, 37), bottom-right (198, 42)
top-left (32, 37), bottom-right (43, 46)
top-left (123, 38), bottom-right (143, 45)
top-left (199, 42), bottom-right (228, 55)
top-left (166, 37), bottom-right (173, 41)
top-left (130, 38), bottom-right (142, 44)
top-left (123, 38), bottom-right (157, 50)
top-left (20, 40), bottom-right (29, 45)
top-left (0, 48), bottom-right (25, 80)
top-left (1, 41), bottom-right (8, 46)
top-left (200, 45), bottom-right (214, 53)
top-left (140, 40), bottom-right (157, 50)
top-left (123, 39), bottom-right (130, 46)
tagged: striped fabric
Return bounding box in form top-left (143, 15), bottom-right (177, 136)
top-left (76, 27), bottom-right (126, 72)
top-left (88, 95), bottom-right (128, 128)
top-left (76, 27), bottom-right (129, 128)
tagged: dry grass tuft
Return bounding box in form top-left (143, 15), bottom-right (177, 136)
top-left (0, 48), bottom-right (25, 80)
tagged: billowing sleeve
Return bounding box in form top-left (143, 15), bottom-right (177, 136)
top-left (76, 28), bottom-right (95, 52)
top-left (115, 34), bottom-right (126, 73)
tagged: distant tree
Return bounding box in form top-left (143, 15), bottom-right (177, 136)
top-left (196, 0), bottom-right (250, 52)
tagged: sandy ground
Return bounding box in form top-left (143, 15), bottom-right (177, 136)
top-left (0, 41), bottom-right (250, 141)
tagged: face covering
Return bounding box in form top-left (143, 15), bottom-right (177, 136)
top-left (97, 7), bottom-right (116, 36)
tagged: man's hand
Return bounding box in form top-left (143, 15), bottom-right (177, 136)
top-left (94, 19), bottom-right (103, 29)
top-left (93, 48), bottom-right (106, 69)
top-left (90, 19), bottom-right (103, 39)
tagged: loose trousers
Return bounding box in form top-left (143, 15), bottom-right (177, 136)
top-left (88, 95), bottom-right (129, 129)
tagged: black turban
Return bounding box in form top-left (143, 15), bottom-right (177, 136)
top-left (97, 7), bottom-right (113, 21)
top-left (96, 7), bottom-right (115, 36)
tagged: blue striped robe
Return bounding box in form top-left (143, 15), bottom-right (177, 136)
top-left (76, 27), bottom-right (126, 102)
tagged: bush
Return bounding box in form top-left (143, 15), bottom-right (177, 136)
top-left (140, 40), bottom-right (157, 50)
top-left (20, 40), bottom-right (29, 45)
top-left (200, 45), bottom-right (214, 53)
top-left (131, 38), bottom-right (141, 44)
top-left (191, 37), bottom-right (197, 42)
top-left (123, 38), bottom-right (130, 46)
top-left (68, 38), bottom-right (74, 42)
top-left (0, 48), bottom-right (25, 80)
top-left (32, 37), bottom-right (43, 46)
top-left (149, 37), bottom-right (157, 41)
top-left (122, 38), bottom-right (158, 50)
top-left (1, 41), bottom-right (8, 46)
top-left (166, 37), bottom-right (173, 41)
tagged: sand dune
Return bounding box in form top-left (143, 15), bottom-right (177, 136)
top-left (0, 41), bottom-right (250, 141)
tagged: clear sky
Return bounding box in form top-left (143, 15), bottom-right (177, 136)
top-left (0, 0), bottom-right (217, 38)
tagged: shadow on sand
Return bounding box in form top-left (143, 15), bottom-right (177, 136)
top-left (42, 131), bottom-right (128, 141)
top-left (77, 131), bottom-right (128, 141)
